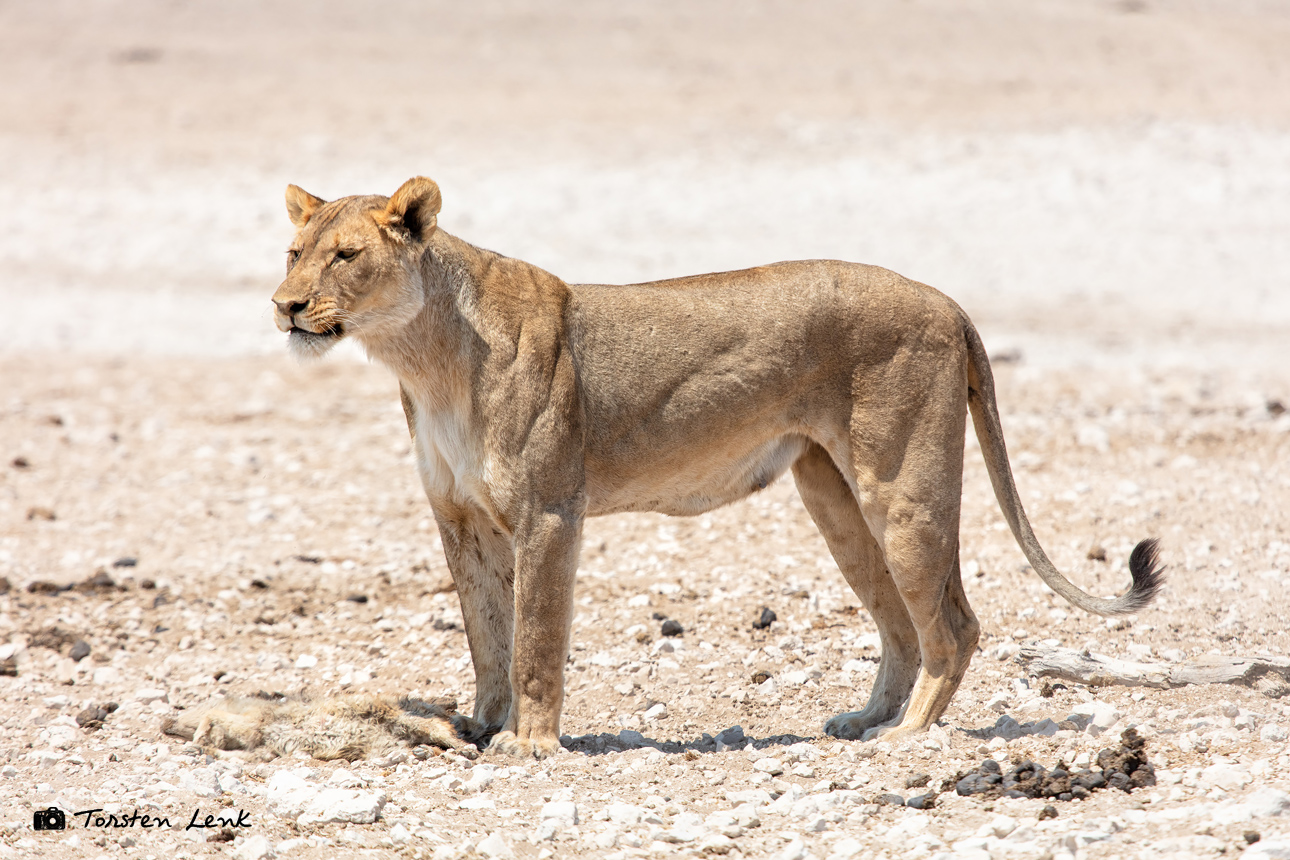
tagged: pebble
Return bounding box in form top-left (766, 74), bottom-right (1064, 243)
top-left (181, 768), bottom-right (222, 797)
top-left (232, 835), bottom-right (275, 860)
top-left (753, 757), bottom-right (785, 775)
top-left (1261, 724), bottom-right (1289, 743)
top-left (540, 799), bottom-right (579, 826)
top-left (1201, 761), bottom-right (1253, 792)
top-left (475, 832), bottom-right (513, 859)
top-left (266, 772), bottom-right (386, 825)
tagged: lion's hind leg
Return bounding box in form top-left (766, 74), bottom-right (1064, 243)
top-left (844, 378), bottom-right (981, 742)
top-left (792, 443), bottom-right (921, 739)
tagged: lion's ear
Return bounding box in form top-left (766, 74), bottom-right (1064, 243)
top-left (285, 185), bottom-right (325, 229)
top-left (379, 177), bottom-right (442, 242)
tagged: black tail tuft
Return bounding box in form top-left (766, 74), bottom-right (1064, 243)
top-left (1120, 538), bottom-right (1165, 614)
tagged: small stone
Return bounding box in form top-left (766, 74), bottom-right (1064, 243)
top-left (540, 799), bottom-right (578, 827)
top-left (828, 837), bottom-right (863, 859)
top-left (753, 758), bottom-right (785, 776)
top-left (134, 688), bottom-right (168, 704)
top-left (27, 506), bottom-right (56, 521)
top-left (232, 835), bottom-right (275, 860)
top-left (294, 654), bottom-right (318, 669)
top-left (181, 768), bottom-right (222, 798)
top-left (476, 832), bottom-right (513, 859)
top-left (1246, 832), bottom-right (1262, 845)
top-left (716, 726), bottom-right (745, 746)
top-left (1261, 724), bottom-right (1288, 743)
top-left (770, 837), bottom-right (806, 860)
top-left (1086, 546), bottom-right (1108, 562)
top-left (643, 702), bottom-right (668, 722)
top-left (661, 619), bottom-right (684, 637)
top-left (753, 607), bottom-right (777, 630)
top-left (876, 793), bottom-right (905, 806)
top-left (906, 793), bottom-right (936, 809)
top-left (112, 557), bottom-right (138, 568)
top-left (92, 666), bottom-right (121, 685)
top-left (698, 833), bottom-right (735, 855)
top-left (1201, 762), bottom-right (1252, 792)
top-left (905, 772), bottom-right (931, 789)
top-left (1038, 805), bottom-right (1058, 821)
top-left (69, 640), bottom-right (91, 662)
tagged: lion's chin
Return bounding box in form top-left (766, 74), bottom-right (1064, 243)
top-left (287, 326), bottom-right (344, 360)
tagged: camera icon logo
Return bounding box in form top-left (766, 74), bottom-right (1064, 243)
top-left (33, 807), bottom-right (67, 831)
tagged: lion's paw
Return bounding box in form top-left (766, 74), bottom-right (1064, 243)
top-left (862, 722), bottom-right (925, 743)
top-left (824, 711), bottom-right (886, 740)
top-left (486, 730), bottom-right (562, 760)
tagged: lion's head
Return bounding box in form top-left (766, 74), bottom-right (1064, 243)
top-left (271, 177), bottom-right (442, 358)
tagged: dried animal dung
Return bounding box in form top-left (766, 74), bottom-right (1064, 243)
top-left (950, 728), bottom-right (1154, 801)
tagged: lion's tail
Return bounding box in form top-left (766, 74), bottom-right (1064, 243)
top-left (962, 319), bottom-right (1164, 616)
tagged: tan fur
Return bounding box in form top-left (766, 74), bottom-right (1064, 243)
top-left (270, 177), bottom-right (1163, 758)
top-left (161, 694), bottom-right (485, 761)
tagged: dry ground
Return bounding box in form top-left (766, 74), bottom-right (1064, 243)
top-left (2, 1), bottom-right (1289, 859)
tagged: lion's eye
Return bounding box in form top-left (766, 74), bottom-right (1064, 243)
top-left (335, 248), bottom-right (360, 262)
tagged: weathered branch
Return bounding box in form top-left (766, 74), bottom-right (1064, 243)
top-left (1014, 646), bottom-right (1290, 698)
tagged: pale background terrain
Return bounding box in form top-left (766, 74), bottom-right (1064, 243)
top-left (1, 2), bottom-right (1289, 859)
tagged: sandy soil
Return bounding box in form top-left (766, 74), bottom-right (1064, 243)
top-left (2, 2), bottom-right (1289, 859)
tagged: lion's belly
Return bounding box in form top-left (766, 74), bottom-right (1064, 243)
top-left (585, 434), bottom-right (809, 517)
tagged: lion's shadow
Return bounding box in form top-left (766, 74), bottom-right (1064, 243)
top-left (556, 726), bottom-right (814, 757)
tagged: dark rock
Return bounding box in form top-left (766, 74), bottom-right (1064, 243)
top-left (78, 571), bottom-right (119, 591)
top-left (347, 594), bottom-right (369, 603)
top-left (1086, 545), bottom-right (1108, 562)
top-left (207, 828), bottom-right (236, 843)
top-left (1245, 831), bottom-right (1262, 845)
top-left (75, 701), bottom-right (118, 731)
top-left (250, 579), bottom-right (270, 589)
top-left (875, 793), bottom-right (906, 806)
top-left (11, 456), bottom-right (29, 469)
top-left (661, 619), bottom-right (684, 637)
top-left (652, 612), bottom-right (668, 621)
top-left (0, 577), bottom-right (9, 595)
top-left (26, 580), bottom-right (67, 594)
top-left (752, 607), bottom-right (777, 630)
top-left (905, 772), bottom-right (931, 789)
top-left (139, 579), bottom-right (156, 590)
top-left (111, 557), bottom-right (138, 568)
top-left (716, 726), bottom-right (745, 747)
top-left (751, 670), bottom-right (772, 685)
top-left (1038, 805), bottom-right (1058, 821)
top-left (69, 640), bottom-right (91, 662)
top-left (906, 793), bottom-right (937, 809)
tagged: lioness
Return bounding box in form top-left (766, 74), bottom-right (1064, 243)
top-left (271, 177), bottom-right (1163, 759)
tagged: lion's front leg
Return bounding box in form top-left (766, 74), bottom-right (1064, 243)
top-left (434, 503), bottom-right (517, 730)
top-left (487, 501), bottom-right (584, 760)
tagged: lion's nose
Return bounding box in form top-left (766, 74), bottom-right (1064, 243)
top-left (275, 299), bottom-right (310, 319)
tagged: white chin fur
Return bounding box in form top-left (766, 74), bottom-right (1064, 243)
top-left (288, 328), bottom-right (342, 360)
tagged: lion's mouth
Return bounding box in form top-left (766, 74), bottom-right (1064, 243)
top-left (288, 324), bottom-right (345, 358)
top-left (291, 323), bottom-right (344, 339)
